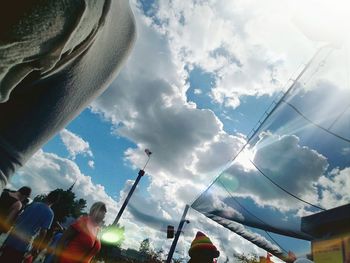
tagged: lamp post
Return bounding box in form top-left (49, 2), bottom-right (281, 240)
top-left (113, 149), bottom-right (152, 225)
top-left (166, 204), bottom-right (190, 263)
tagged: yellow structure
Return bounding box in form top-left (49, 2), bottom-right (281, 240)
top-left (313, 234), bottom-right (350, 263)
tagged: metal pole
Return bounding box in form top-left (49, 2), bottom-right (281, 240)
top-left (166, 204), bottom-right (190, 263)
top-left (113, 169), bottom-right (145, 225)
top-left (113, 152), bottom-right (151, 225)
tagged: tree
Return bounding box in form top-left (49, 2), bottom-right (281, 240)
top-left (72, 198), bottom-right (87, 218)
top-left (172, 256), bottom-right (186, 263)
top-left (139, 238), bottom-right (151, 255)
top-left (95, 224), bottom-right (125, 263)
top-left (33, 188), bottom-right (87, 251)
top-left (233, 252), bottom-right (260, 263)
top-left (95, 243), bottom-right (122, 263)
top-left (138, 239), bottom-right (164, 263)
top-left (147, 248), bottom-right (164, 263)
top-left (34, 188), bottom-right (87, 223)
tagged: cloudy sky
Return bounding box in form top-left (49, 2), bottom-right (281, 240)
top-left (9, 0), bottom-right (350, 262)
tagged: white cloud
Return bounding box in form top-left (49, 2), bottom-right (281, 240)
top-left (342, 147), bottom-right (350, 155)
top-left (193, 89), bottom-right (202, 95)
top-left (60, 129), bottom-right (93, 160)
top-left (11, 150), bottom-right (117, 225)
top-left (253, 134), bottom-right (328, 197)
top-left (219, 133), bottom-right (328, 211)
top-left (153, 0), bottom-right (317, 109)
top-left (114, 179), bottom-right (266, 260)
top-left (91, 0), bottom-right (246, 207)
top-left (88, 160), bottom-right (95, 169)
top-left (5, 0), bottom-right (349, 261)
top-left (87, 0), bottom-right (348, 260)
top-left (86, 0), bottom-right (299, 259)
top-left (317, 167), bottom-right (350, 209)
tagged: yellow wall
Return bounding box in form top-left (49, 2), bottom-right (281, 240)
top-left (313, 234), bottom-right (350, 263)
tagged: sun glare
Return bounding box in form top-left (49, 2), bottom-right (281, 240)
top-left (236, 147), bottom-right (256, 171)
top-left (100, 226), bottom-right (124, 245)
top-left (293, 0), bottom-right (350, 45)
top-left (101, 232), bottom-right (121, 244)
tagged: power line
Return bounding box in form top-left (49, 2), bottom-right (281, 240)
top-left (218, 179), bottom-right (289, 254)
top-left (328, 102), bottom-right (350, 130)
top-left (191, 46), bottom-right (332, 207)
top-left (283, 100), bottom-right (350, 144)
top-left (264, 230), bottom-right (289, 255)
top-left (248, 159), bottom-right (326, 211)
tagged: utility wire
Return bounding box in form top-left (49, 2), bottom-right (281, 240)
top-left (218, 179), bottom-right (289, 254)
top-left (264, 230), bottom-right (289, 256)
top-left (283, 100), bottom-right (350, 144)
top-left (191, 46), bottom-right (332, 207)
top-left (248, 159), bottom-right (326, 211)
top-left (328, 102), bottom-right (350, 130)
top-left (328, 47), bottom-right (350, 130)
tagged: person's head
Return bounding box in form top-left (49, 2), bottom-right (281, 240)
top-left (89, 202), bottom-right (107, 225)
top-left (45, 191), bottom-right (61, 206)
top-left (188, 231), bottom-right (220, 263)
top-left (17, 186), bottom-right (31, 201)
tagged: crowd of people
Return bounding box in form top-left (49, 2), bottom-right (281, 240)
top-left (0, 186), bottom-right (315, 263)
top-left (0, 185), bottom-right (222, 263)
top-left (0, 186), bottom-right (107, 263)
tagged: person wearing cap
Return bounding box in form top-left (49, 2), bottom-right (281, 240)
top-left (188, 231), bottom-right (220, 263)
top-left (0, 186), bottom-right (32, 234)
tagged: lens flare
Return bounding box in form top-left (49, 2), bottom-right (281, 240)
top-left (100, 225), bottom-right (124, 245)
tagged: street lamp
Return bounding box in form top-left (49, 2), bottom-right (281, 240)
top-left (166, 204), bottom-right (190, 263)
top-left (112, 149), bottom-right (152, 225)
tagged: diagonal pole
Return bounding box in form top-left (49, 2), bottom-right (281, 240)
top-left (113, 150), bottom-right (152, 225)
top-left (166, 204), bottom-right (190, 263)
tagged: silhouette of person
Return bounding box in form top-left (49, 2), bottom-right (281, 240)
top-left (188, 231), bottom-right (220, 263)
top-left (0, 186), bottom-right (31, 234)
top-left (0, 190), bottom-right (60, 263)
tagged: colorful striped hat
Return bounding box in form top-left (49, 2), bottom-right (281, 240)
top-left (188, 231), bottom-right (220, 259)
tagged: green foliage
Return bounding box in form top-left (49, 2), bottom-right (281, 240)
top-left (139, 239), bottom-right (164, 263)
top-left (72, 198), bottom-right (87, 218)
top-left (172, 256), bottom-right (186, 263)
top-left (34, 188), bottom-right (87, 223)
top-left (144, 248), bottom-right (163, 263)
top-left (95, 242), bottom-right (122, 262)
top-left (139, 238), bottom-right (151, 254)
top-left (95, 224), bottom-right (126, 263)
top-left (95, 237), bottom-right (165, 263)
top-left (233, 252), bottom-right (260, 263)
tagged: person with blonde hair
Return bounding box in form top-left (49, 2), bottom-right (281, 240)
top-left (53, 202), bottom-right (107, 263)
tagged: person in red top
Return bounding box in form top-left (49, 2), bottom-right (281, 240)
top-left (54, 202), bottom-right (107, 263)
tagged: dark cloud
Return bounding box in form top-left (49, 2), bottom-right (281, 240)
top-left (128, 203), bottom-right (174, 230)
top-left (219, 133), bottom-right (328, 210)
top-left (253, 134), bottom-right (328, 195)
